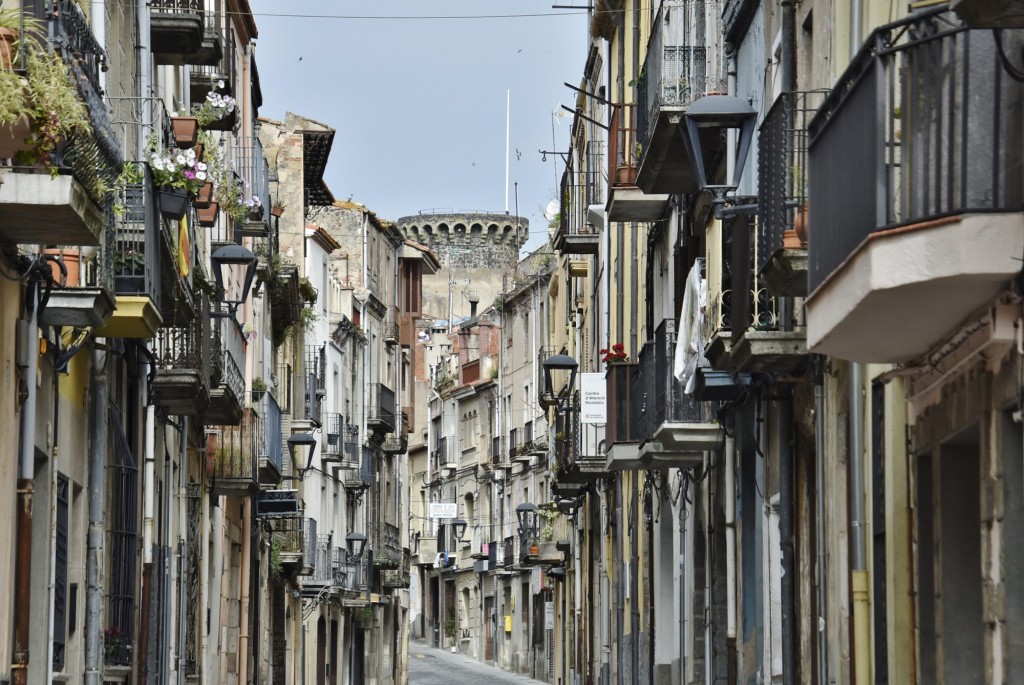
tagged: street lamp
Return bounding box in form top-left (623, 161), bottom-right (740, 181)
top-left (452, 518), bottom-right (467, 544)
top-left (210, 243), bottom-right (258, 319)
top-left (682, 94), bottom-right (758, 213)
top-left (346, 532), bottom-right (367, 559)
top-left (516, 502), bottom-right (539, 539)
top-left (286, 432), bottom-right (317, 480)
top-left (542, 353), bottom-right (578, 405)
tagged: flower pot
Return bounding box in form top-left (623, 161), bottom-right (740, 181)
top-left (782, 229), bottom-right (802, 249)
top-left (157, 186), bottom-right (190, 220)
top-left (196, 201), bottom-right (219, 227)
top-left (193, 142), bottom-right (204, 162)
top-left (43, 248), bottom-right (81, 287)
top-left (0, 27), bottom-right (16, 70)
top-left (793, 203), bottom-right (808, 246)
top-left (270, 205), bottom-right (284, 218)
top-left (248, 205), bottom-right (264, 221)
top-left (170, 116), bottom-right (199, 149)
top-left (114, 274), bottom-right (146, 295)
top-left (615, 165), bottom-right (637, 186)
top-left (194, 181), bottom-right (214, 209)
top-left (529, 545), bottom-right (540, 555)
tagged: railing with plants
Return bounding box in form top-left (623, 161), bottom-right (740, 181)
top-left (209, 408), bottom-right (260, 483)
top-left (234, 135), bottom-right (272, 235)
top-left (373, 522), bottom-right (402, 570)
top-left (381, 550), bottom-right (410, 588)
top-left (757, 90), bottom-right (828, 267)
top-left (608, 103), bottom-right (637, 186)
top-left (152, 315), bottom-right (209, 382)
top-left (558, 161), bottom-right (598, 239)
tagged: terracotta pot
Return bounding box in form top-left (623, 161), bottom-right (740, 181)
top-left (529, 545), bottom-right (540, 555)
top-left (0, 27), bottom-right (16, 69)
top-left (43, 248), bottom-right (81, 287)
top-left (196, 201), bottom-right (219, 227)
top-left (793, 203), bottom-right (808, 246)
top-left (782, 229), bottom-right (802, 250)
top-left (0, 114), bottom-right (33, 159)
top-left (615, 165), bottom-right (637, 186)
top-left (194, 181), bottom-right (214, 208)
top-left (170, 116), bottom-right (199, 149)
top-left (270, 205), bottom-right (284, 218)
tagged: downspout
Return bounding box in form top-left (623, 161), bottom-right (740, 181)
top-left (13, 288), bottom-right (39, 685)
top-left (779, 388), bottom-right (796, 685)
top-left (162, 425), bottom-right (173, 685)
top-left (238, 499), bottom-right (252, 685)
top-left (725, 432), bottom-right (736, 646)
top-left (176, 417), bottom-right (188, 685)
top-left (140, 403), bottom-right (156, 683)
top-left (46, 338), bottom-right (60, 685)
top-left (206, 499), bottom-right (224, 684)
top-left (814, 358), bottom-right (829, 685)
top-left (850, 362), bottom-right (870, 685)
top-left (137, 0), bottom-right (151, 160)
top-left (84, 345), bottom-right (107, 685)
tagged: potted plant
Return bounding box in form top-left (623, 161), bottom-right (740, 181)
top-left (169, 114), bottom-right (199, 148)
top-left (192, 83), bottom-right (236, 130)
top-left (196, 201), bottom-right (219, 227)
top-left (270, 201), bottom-right (285, 218)
top-left (251, 377), bottom-right (266, 402)
top-left (147, 136), bottom-right (208, 219)
top-left (444, 615), bottom-right (457, 650)
top-left (600, 343), bottom-right (629, 369)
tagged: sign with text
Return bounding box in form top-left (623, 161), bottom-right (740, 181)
top-left (580, 372), bottom-right (607, 424)
top-left (545, 601), bottom-right (555, 629)
top-left (428, 502), bottom-right (458, 519)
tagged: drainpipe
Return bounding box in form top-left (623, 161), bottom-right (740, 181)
top-left (84, 345), bottom-right (107, 685)
top-left (137, 0), bottom-right (151, 159)
top-left (207, 500), bottom-right (224, 684)
top-left (13, 287), bottom-right (39, 685)
top-left (162, 420), bottom-right (174, 685)
top-left (814, 358), bottom-right (829, 685)
top-left (140, 403), bottom-right (156, 683)
top-left (724, 433), bottom-right (736, 646)
top-left (45, 338), bottom-right (60, 685)
top-left (779, 388), bottom-right (796, 685)
top-left (850, 363), bottom-right (870, 685)
top-left (780, 0), bottom-right (796, 333)
top-left (177, 417), bottom-right (188, 685)
top-left (238, 498), bottom-right (252, 685)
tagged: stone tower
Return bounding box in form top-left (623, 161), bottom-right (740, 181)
top-left (396, 212), bottom-right (529, 325)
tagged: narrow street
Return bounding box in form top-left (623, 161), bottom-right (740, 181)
top-left (408, 641), bottom-right (549, 685)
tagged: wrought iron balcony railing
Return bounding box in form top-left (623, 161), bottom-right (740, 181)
top-left (382, 550), bottom-right (411, 589)
top-left (508, 428), bottom-right (520, 460)
top-left (301, 345), bottom-right (326, 426)
top-left (384, 306), bottom-right (400, 345)
top-left (373, 523), bottom-right (402, 570)
top-left (637, 319), bottom-right (714, 445)
top-left (606, 363), bottom-right (641, 444)
top-left (554, 162), bottom-right (600, 253)
top-left (608, 103), bottom-right (638, 186)
top-left (234, 135), bottom-right (272, 236)
top-left (150, 314), bottom-right (210, 414)
top-left (208, 408), bottom-right (262, 495)
top-left (342, 446), bottom-right (373, 490)
top-left (258, 393), bottom-right (284, 481)
top-left (807, 10), bottom-right (1024, 294)
top-left (367, 383), bottom-right (397, 433)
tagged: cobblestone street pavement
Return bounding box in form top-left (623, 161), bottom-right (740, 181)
top-left (408, 640), bottom-right (550, 684)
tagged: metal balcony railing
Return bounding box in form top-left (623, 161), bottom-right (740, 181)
top-left (235, 136), bottom-right (272, 236)
top-left (150, 0), bottom-right (203, 14)
top-left (435, 436), bottom-right (450, 468)
top-left (261, 393), bottom-right (283, 474)
top-left (491, 436), bottom-right (502, 465)
top-left (209, 324), bottom-right (245, 408)
top-left (302, 346), bottom-right (326, 426)
top-left (373, 523), bottom-right (402, 570)
top-left (503, 537), bottom-right (515, 568)
top-left (757, 91), bottom-right (829, 267)
top-left (384, 306), bottom-right (400, 345)
top-left (367, 383), bottom-right (396, 433)
top-left (807, 10), bottom-right (1024, 293)
top-left (382, 550), bottom-right (411, 588)
top-left (109, 165), bottom-right (162, 307)
top-left (608, 103), bottom-right (638, 185)
top-left (508, 428), bottom-right (520, 460)
top-left (585, 140), bottom-right (606, 207)
top-left (557, 163), bottom-right (598, 240)
top-left (342, 446), bottom-right (373, 489)
top-left (606, 363), bottom-right (641, 444)
top-left (272, 514), bottom-right (306, 563)
top-left (637, 319), bottom-right (713, 445)
top-left (307, 535), bottom-right (335, 585)
top-left (152, 315), bottom-right (208, 380)
top-left (636, 0), bottom-right (724, 155)
top-left (209, 408), bottom-right (261, 486)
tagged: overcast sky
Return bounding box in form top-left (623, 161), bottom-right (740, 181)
top-left (247, 1), bottom-right (589, 255)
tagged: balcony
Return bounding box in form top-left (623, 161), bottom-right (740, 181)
top-left (436, 437), bottom-right (456, 472)
top-left (383, 411), bottom-right (409, 454)
top-left (382, 550), bottom-right (411, 589)
top-left (637, 320), bottom-right (720, 469)
top-left (303, 535), bottom-right (344, 593)
top-left (150, 0), bottom-right (206, 65)
top-left (384, 306), bottom-right (400, 346)
top-left (273, 517), bottom-right (315, 573)
top-left (373, 522), bottom-right (402, 570)
top-left (257, 394), bottom-right (284, 485)
top-left (150, 317), bottom-right (210, 415)
top-left (604, 363), bottom-right (642, 470)
top-left (299, 345), bottom-right (326, 426)
top-left (270, 265), bottom-right (304, 338)
top-left (234, 137), bottom-right (272, 237)
top-left (35, 243), bottom-right (115, 329)
top-left (757, 91), bottom-right (828, 297)
top-left (805, 11), bottom-right (1024, 363)
top-left (342, 446), bottom-right (373, 490)
top-left (605, 104), bottom-right (669, 222)
top-left (0, 2), bottom-right (121, 247)
top-left (205, 323), bottom-right (245, 425)
top-left (188, 18), bottom-right (231, 97)
top-left (321, 413), bottom-right (352, 464)
top-left (725, 218), bottom-right (809, 375)
top-left (553, 163), bottom-right (599, 254)
top-left (634, 1), bottom-right (726, 195)
top-left (207, 409), bottom-right (262, 496)
top-left (366, 383), bottom-right (397, 434)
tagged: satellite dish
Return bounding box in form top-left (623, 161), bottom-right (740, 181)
top-left (543, 199), bottom-right (559, 224)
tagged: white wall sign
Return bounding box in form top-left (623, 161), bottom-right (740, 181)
top-left (428, 502), bottom-right (458, 519)
top-left (545, 601), bottom-right (555, 629)
top-left (580, 372), bottom-right (607, 424)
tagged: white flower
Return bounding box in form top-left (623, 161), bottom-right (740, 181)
top-left (216, 80), bottom-right (225, 89)
top-left (196, 162), bottom-right (208, 172)
top-left (196, 171), bottom-right (207, 181)
top-left (175, 154), bottom-right (186, 165)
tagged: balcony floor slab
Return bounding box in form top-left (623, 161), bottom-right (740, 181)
top-left (606, 186), bottom-right (670, 222)
top-left (605, 442), bottom-right (642, 471)
top-left (731, 330), bottom-right (809, 375)
top-left (38, 287), bottom-right (115, 328)
top-left (806, 212), bottom-right (1024, 362)
top-left (638, 422), bottom-right (721, 469)
top-left (0, 173), bottom-right (104, 246)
